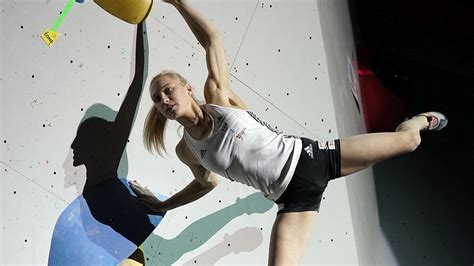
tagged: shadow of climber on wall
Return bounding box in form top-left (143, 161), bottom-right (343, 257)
top-left (48, 22), bottom-right (166, 265)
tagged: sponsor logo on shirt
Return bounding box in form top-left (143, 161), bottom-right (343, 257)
top-left (236, 128), bottom-right (247, 141)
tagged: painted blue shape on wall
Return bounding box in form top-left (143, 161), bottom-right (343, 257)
top-left (48, 178), bottom-right (166, 265)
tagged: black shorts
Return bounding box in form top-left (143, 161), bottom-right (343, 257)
top-left (275, 137), bottom-right (342, 214)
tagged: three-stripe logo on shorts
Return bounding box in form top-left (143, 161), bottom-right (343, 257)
top-left (304, 144), bottom-right (314, 159)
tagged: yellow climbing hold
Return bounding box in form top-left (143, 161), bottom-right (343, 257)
top-left (94, 0), bottom-right (153, 24)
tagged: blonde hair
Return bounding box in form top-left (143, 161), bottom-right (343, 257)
top-left (143, 70), bottom-right (191, 156)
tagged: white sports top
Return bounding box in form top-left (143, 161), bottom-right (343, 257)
top-left (183, 104), bottom-right (302, 200)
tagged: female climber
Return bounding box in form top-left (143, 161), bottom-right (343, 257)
top-left (130, 1), bottom-right (447, 264)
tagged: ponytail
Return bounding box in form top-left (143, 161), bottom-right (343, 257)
top-left (143, 104), bottom-right (168, 156)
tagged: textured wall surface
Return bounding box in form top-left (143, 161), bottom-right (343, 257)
top-left (318, 0), bottom-right (397, 265)
top-left (0, 0), bottom-right (372, 264)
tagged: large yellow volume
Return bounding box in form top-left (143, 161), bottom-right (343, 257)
top-left (94, 0), bottom-right (153, 24)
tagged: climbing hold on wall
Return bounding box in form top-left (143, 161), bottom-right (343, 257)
top-left (94, 0), bottom-right (153, 24)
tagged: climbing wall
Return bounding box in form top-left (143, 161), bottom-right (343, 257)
top-left (1, 0), bottom-right (394, 264)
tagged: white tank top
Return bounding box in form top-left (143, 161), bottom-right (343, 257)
top-left (183, 104), bottom-right (302, 200)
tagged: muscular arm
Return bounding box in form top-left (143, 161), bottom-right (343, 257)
top-left (157, 139), bottom-right (219, 211)
top-left (166, 0), bottom-right (246, 108)
top-left (159, 178), bottom-right (215, 211)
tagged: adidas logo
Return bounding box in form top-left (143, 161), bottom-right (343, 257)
top-left (200, 149), bottom-right (207, 159)
top-left (221, 122), bottom-right (228, 132)
top-left (304, 144), bottom-right (314, 159)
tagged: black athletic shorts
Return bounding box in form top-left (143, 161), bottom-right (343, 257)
top-left (275, 137), bottom-right (342, 214)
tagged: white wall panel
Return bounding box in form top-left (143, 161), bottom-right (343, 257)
top-left (1, 0), bottom-right (386, 264)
